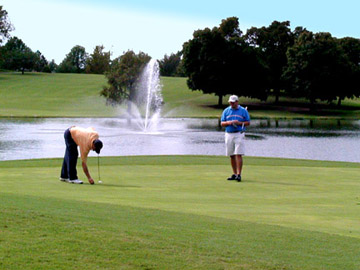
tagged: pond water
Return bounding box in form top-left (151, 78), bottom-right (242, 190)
top-left (0, 118), bottom-right (359, 163)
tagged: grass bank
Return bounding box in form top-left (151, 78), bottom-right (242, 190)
top-left (1, 72), bottom-right (359, 119)
top-left (1, 156), bottom-right (359, 269)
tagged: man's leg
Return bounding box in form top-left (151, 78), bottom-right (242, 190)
top-left (230, 155), bottom-right (237, 174)
top-left (60, 148), bottom-right (69, 179)
top-left (235, 154), bottom-right (243, 175)
top-left (60, 129), bottom-right (70, 180)
top-left (63, 128), bottom-right (78, 180)
top-left (233, 133), bottom-right (245, 182)
top-left (68, 145), bottom-right (78, 180)
top-left (226, 133), bottom-right (240, 181)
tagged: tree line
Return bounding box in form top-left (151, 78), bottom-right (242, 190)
top-left (182, 17), bottom-right (360, 106)
top-left (0, 5), bottom-right (181, 76)
top-left (1, 6), bottom-right (360, 107)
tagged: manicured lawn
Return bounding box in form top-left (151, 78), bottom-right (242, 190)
top-left (1, 72), bottom-right (359, 119)
top-left (1, 156), bottom-right (359, 269)
top-left (0, 72), bottom-right (114, 117)
top-left (1, 72), bottom-right (359, 269)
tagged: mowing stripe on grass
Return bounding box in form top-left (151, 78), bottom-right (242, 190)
top-left (1, 156), bottom-right (359, 269)
top-left (1, 192), bottom-right (359, 270)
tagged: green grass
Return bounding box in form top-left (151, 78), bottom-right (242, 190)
top-left (1, 156), bottom-right (359, 269)
top-left (1, 72), bottom-right (359, 119)
top-left (0, 72), bottom-right (115, 117)
top-left (1, 72), bottom-right (359, 269)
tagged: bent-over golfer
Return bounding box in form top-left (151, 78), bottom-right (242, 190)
top-left (221, 95), bottom-right (250, 182)
top-left (60, 126), bottom-right (103, 184)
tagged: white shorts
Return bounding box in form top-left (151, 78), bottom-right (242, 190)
top-left (225, 132), bottom-right (245, 156)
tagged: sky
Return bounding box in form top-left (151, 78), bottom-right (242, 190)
top-left (2, 0), bottom-right (360, 64)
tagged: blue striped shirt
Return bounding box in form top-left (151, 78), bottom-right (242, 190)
top-left (221, 105), bottom-right (250, 133)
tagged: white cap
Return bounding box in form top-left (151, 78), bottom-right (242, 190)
top-left (228, 95), bottom-right (238, 102)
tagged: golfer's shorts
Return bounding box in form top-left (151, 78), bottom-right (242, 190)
top-left (225, 132), bottom-right (245, 156)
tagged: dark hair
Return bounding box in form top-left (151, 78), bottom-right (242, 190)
top-left (93, 139), bottom-right (103, 154)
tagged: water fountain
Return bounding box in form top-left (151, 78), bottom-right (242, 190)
top-left (128, 58), bottom-right (163, 133)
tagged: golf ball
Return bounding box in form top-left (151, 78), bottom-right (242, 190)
top-left (98, 180), bottom-right (102, 183)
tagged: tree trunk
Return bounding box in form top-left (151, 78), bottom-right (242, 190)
top-left (127, 86), bottom-right (136, 124)
top-left (274, 89), bottom-right (279, 104)
top-left (337, 97), bottom-right (342, 107)
top-left (275, 94), bottom-right (279, 104)
top-left (218, 95), bottom-right (223, 107)
top-left (127, 100), bottom-right (132, 125)
top-left (309, 98), bottom-right (316, 112)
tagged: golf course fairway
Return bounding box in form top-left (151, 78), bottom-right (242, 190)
top-left (0, 155), bottom-right (359, 269)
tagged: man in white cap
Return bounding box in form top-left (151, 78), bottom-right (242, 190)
top-left (220, 95), bottom-right (250, 182)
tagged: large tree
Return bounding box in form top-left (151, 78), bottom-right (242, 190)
top-left (337, 37), bottom-right (360, 105)
top-left (245, 21), bottom-right (295, 103)
top-left (183, 17), bottom-right (267, 105)
top-left (85, 45), bottom-right (111, 74)
top-left (0, 6), bottom-right (14, 44)
top-left (283, 32), bottom-right (354, 106)
top-left (0, 36), bottom-right (37, 74)
top-left (183, 25), bottom-right (228, 105)
top-left (33, 50), bottom-right (49, 72)
top-left (100, 50), bottom-right (151, 110)
top-left (57, 45), bottom-right (88, 73)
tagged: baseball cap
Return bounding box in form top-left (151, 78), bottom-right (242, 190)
top-left (228, 95), bottom-right (238, 102)
top-left (93, 139), bottom-right (103, 154)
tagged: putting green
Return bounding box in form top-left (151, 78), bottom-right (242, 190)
top-left (1, 155), bottom-right (359, 269)
top-left (1, 155), bottom-right (359, 237)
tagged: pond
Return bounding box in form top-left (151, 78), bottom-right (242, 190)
top-left (0, 118), bottom-right (359, 163)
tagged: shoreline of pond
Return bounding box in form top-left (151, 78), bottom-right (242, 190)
top-left (0, 117), bottom-right (359, 162)
top-left (0, 115), bottom-right (359, 121)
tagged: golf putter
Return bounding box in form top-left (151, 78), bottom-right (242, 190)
top-left (97, 154), bottom-right (102, 183)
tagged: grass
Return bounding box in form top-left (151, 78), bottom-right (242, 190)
top-left (0, 72), bottom-right (114, 117)
top-left (1, 155), bottom-right (360, 269)
top-left (1, 72), bottom-right (359, 268)
top-left (1, 72), bottom-right (360, 119)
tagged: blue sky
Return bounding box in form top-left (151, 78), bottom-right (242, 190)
top-left (2, 0), bottom-right (360, 63)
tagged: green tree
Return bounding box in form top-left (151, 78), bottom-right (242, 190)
top-left (57, 45), bottom-right (88, 73)
top-left (101, 50), bottom-right (151, 110)
top-left (48, 59), bottom-right (58, 73)
top-left (283, 32), bottom-right (353, 106)
top-left (183, 25), bottom-right (228, 106)
top-left (292, 26), bottom-right (308, 39)
top-left (339, 37), bottom-right (360, 65)
top-left (33, 50), bottom-right (49, 72)
top-left (235, 43), bottom-right (268, 101)
top-left (337, 37), bottom-right (360, 105)
top-left (159, 51), bottom-right (183, 77)
top-left (245, 21), bottom-right (295, 103)
top-left (183, 17), bottom-right (268, 105)
top-left (0, 36), bottom-right (37, 74)
top-left (85, 45), bottom-right (111, 74)
top-left (0, 6), bottom-right (14, 44)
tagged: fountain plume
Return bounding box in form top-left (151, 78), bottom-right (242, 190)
top-left (127, 59), bottom-right (163, 132)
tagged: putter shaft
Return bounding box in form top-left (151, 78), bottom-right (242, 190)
top-left (97, 155), bottom-right (101, 181)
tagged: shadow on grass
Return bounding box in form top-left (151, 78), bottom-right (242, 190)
top-left (243, 178), bottom-right (315, 187)
top-left (82, 182), bottom-right (141, 188)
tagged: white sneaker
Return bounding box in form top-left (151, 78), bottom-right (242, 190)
top-left (69, 179), bottom-right (83, 184)
top-left (59, 177), bottom-right (69, 182)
